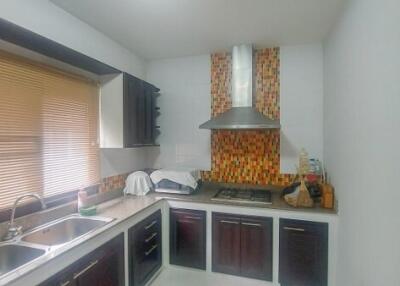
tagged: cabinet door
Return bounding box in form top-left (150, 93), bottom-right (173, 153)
top-left (39, 234), bottom-right (124, 286)
top-left (240, 216), bottom-right (273, 281)
top-left (142, 82), bottom-right (154, 145)
top-left (129, 210), bottom-right (162, 286)
top-left (170, 208), bottom-right (206, 270)
top-left (75, 233), bottom-right (125, 286)
top-left (212, 213), bottom-right (241, 275)
top-left (123, 73), bottom-right (159, 147)
top-left (123, 73), bottom-right (143, 147)
top-left (38, 271), bottom-right (75, 286)
top-left (279, 219), bottom-right (328, 286)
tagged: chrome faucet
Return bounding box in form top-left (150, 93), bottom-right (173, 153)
top-left (3, 193), bottom-right (47, 241)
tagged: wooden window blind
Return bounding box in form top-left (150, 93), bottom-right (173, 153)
top-left (0, 51), bottom-right (99, 210)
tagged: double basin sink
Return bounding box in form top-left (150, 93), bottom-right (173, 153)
top-left (0, 214), bottom-right (113, 277)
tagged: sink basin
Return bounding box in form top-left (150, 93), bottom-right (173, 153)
top-left (0, 244), bottom-right (45, 275)
top-left (21, 216), bottom-right (112, 246)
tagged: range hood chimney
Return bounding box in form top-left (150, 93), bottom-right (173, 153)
top-left (199, 44), bottom-right (280, 130)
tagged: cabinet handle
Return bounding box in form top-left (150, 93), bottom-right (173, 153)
top-left (184, 216), bottom-right (202, 220)
top-left (145, 232), bottom-right (157, 243)
top-left (145, 220), bottom-right (157, 230)
top-left (59, 281), bottom-right (70, 286)
top-left (220, 220), bottom-right (239, 225)
top-left (283, 226), bottom-right (305, 232)
top-left (172, 210), bottom-right (200, 215)
top-left (241, 222), bottom-right (262, 227)
top-left (73, 260), bottom-right (98, 280)
top-left (145, 244), bottom-right (158, 256)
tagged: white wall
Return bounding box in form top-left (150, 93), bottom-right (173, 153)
top-left (0, 0), bottom-right (154, 178)
top-left (100, 148), bottom-right (153, 178)
top-left (280, 44), bottom-right (324, 173)
top-left (146, 55), bottom-right (211, 170)
top-left (0, 0), bottom-right (144, 77)
top-left (146, 48), bottom-right (324, 173)
top-left (324, 0), bottom-right (400, 285)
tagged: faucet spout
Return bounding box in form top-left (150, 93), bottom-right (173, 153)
top-left (3, 193), bottom-right (46, 241)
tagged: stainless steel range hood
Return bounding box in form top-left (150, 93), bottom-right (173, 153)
top-left (199, 44), bottom-right (280, 130)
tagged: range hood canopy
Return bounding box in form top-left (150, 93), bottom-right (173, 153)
top-left (199, 44), bottom-right (280, 130)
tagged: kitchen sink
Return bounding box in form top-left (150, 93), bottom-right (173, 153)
top-left (21, 215), bottom-right (113, 247)
top-left (0, 244), bottom-right (45, 275)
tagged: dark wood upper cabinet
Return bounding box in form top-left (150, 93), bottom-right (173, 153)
top-left (170, 208), bottom-right (206, 270)
top-left (212, 213), bottom-right (273, 281)
top-left (39, 233), bottom-right (125, 286)
top-left (279, 219), bottom-right (328, 286)
top-left (129, 210), bottom-right (162, 286)
top-left (123, 73), bottom-right (160, 147)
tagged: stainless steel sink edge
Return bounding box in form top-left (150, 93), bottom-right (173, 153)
top-left (0, 214), bottom-right (114, 281)
top-left (21, 214), bottom-right (114, 236)
top-left (0, 242), bottom-right (48, 281)
top-left (20, 214), bottom-right (115, 249)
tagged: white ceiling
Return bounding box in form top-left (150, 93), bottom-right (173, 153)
top-left (51, 0), bottom-right (345, 60)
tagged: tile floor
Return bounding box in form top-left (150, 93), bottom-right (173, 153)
top-left (150, 267), bottom-right (275, 286)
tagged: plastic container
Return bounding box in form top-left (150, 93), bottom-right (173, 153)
top-left (79, 205), bottom-right (97, 216)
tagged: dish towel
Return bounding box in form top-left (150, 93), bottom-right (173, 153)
top-left (124, 171), bottom-right (153, 196)
top-left (150, 168), bottom-right (200, 189)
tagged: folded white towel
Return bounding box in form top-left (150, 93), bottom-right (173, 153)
top-left (150, 168), bottom-right (200, 190)
top-left (124, 171), bottom-right (153, 196)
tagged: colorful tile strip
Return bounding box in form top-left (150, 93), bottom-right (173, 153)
top-left (202, 48), bottom-right (294, 186)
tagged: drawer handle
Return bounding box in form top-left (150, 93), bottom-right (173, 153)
top-left (145, 232), bottom-right (158, 243)
top-left (145, 220), bottom-right (157, 230)
top-left (73, 260), bottom-right (98, 280)
top-left (241, 222), bottom-right (262, 227)
top-left (145, 244), bottom-right (158, 256)
top-left (283, 227), bottom-right (305, 232)
top-left (60, 281), bottom-right (70, 286)
top-left (220, 220), bottom-right (239, 225)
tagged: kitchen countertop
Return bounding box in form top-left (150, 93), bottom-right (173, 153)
top-left (1, 195), bottom-right (163, 286)
top-left (147, 182), bottom-right (338, 215)
top-left (2, 182), bottom-right (336, 285)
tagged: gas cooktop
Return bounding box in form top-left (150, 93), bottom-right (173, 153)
top-left (211, 188), bottom-right (272, 205)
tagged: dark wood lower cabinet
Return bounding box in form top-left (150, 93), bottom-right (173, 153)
top-left (39, 233), bottom-right (125, 286)
top-left (37, 210), bottom-right (330, 286)
top-left (74, 241), bottom-right (122, 286)
top-left (212, 213), bottom-right (241, 275)
top-left (170, 208), bottom-right (206, 270)
top-left (212, 212), bottom-right (273, 281)
top-left (129, 210), bottom-right (162, 286)
top-left (279, 218), bottom-right (328, 286)
top-left (240, 216), bottom-right (273, 281)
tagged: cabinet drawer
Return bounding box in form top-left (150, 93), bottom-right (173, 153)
top-left (135, 243), bottom-right (161, 282)
top-left (132, 210), bottom-right (161, 259)
top-left (139, 210), bottom-right (161, 236)
top-left (129, 210), bottom-right (162, 286)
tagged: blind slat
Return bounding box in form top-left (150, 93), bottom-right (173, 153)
top-left (0, 51), bottom-right (99, 210)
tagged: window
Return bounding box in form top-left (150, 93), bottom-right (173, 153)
top-left (0, 51), bottom-right (99, 210)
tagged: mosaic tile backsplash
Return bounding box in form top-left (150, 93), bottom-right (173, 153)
top-left (201, 48), bottom-right (294, 186)
top-left (99, 173), bottom-right (129, 193)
